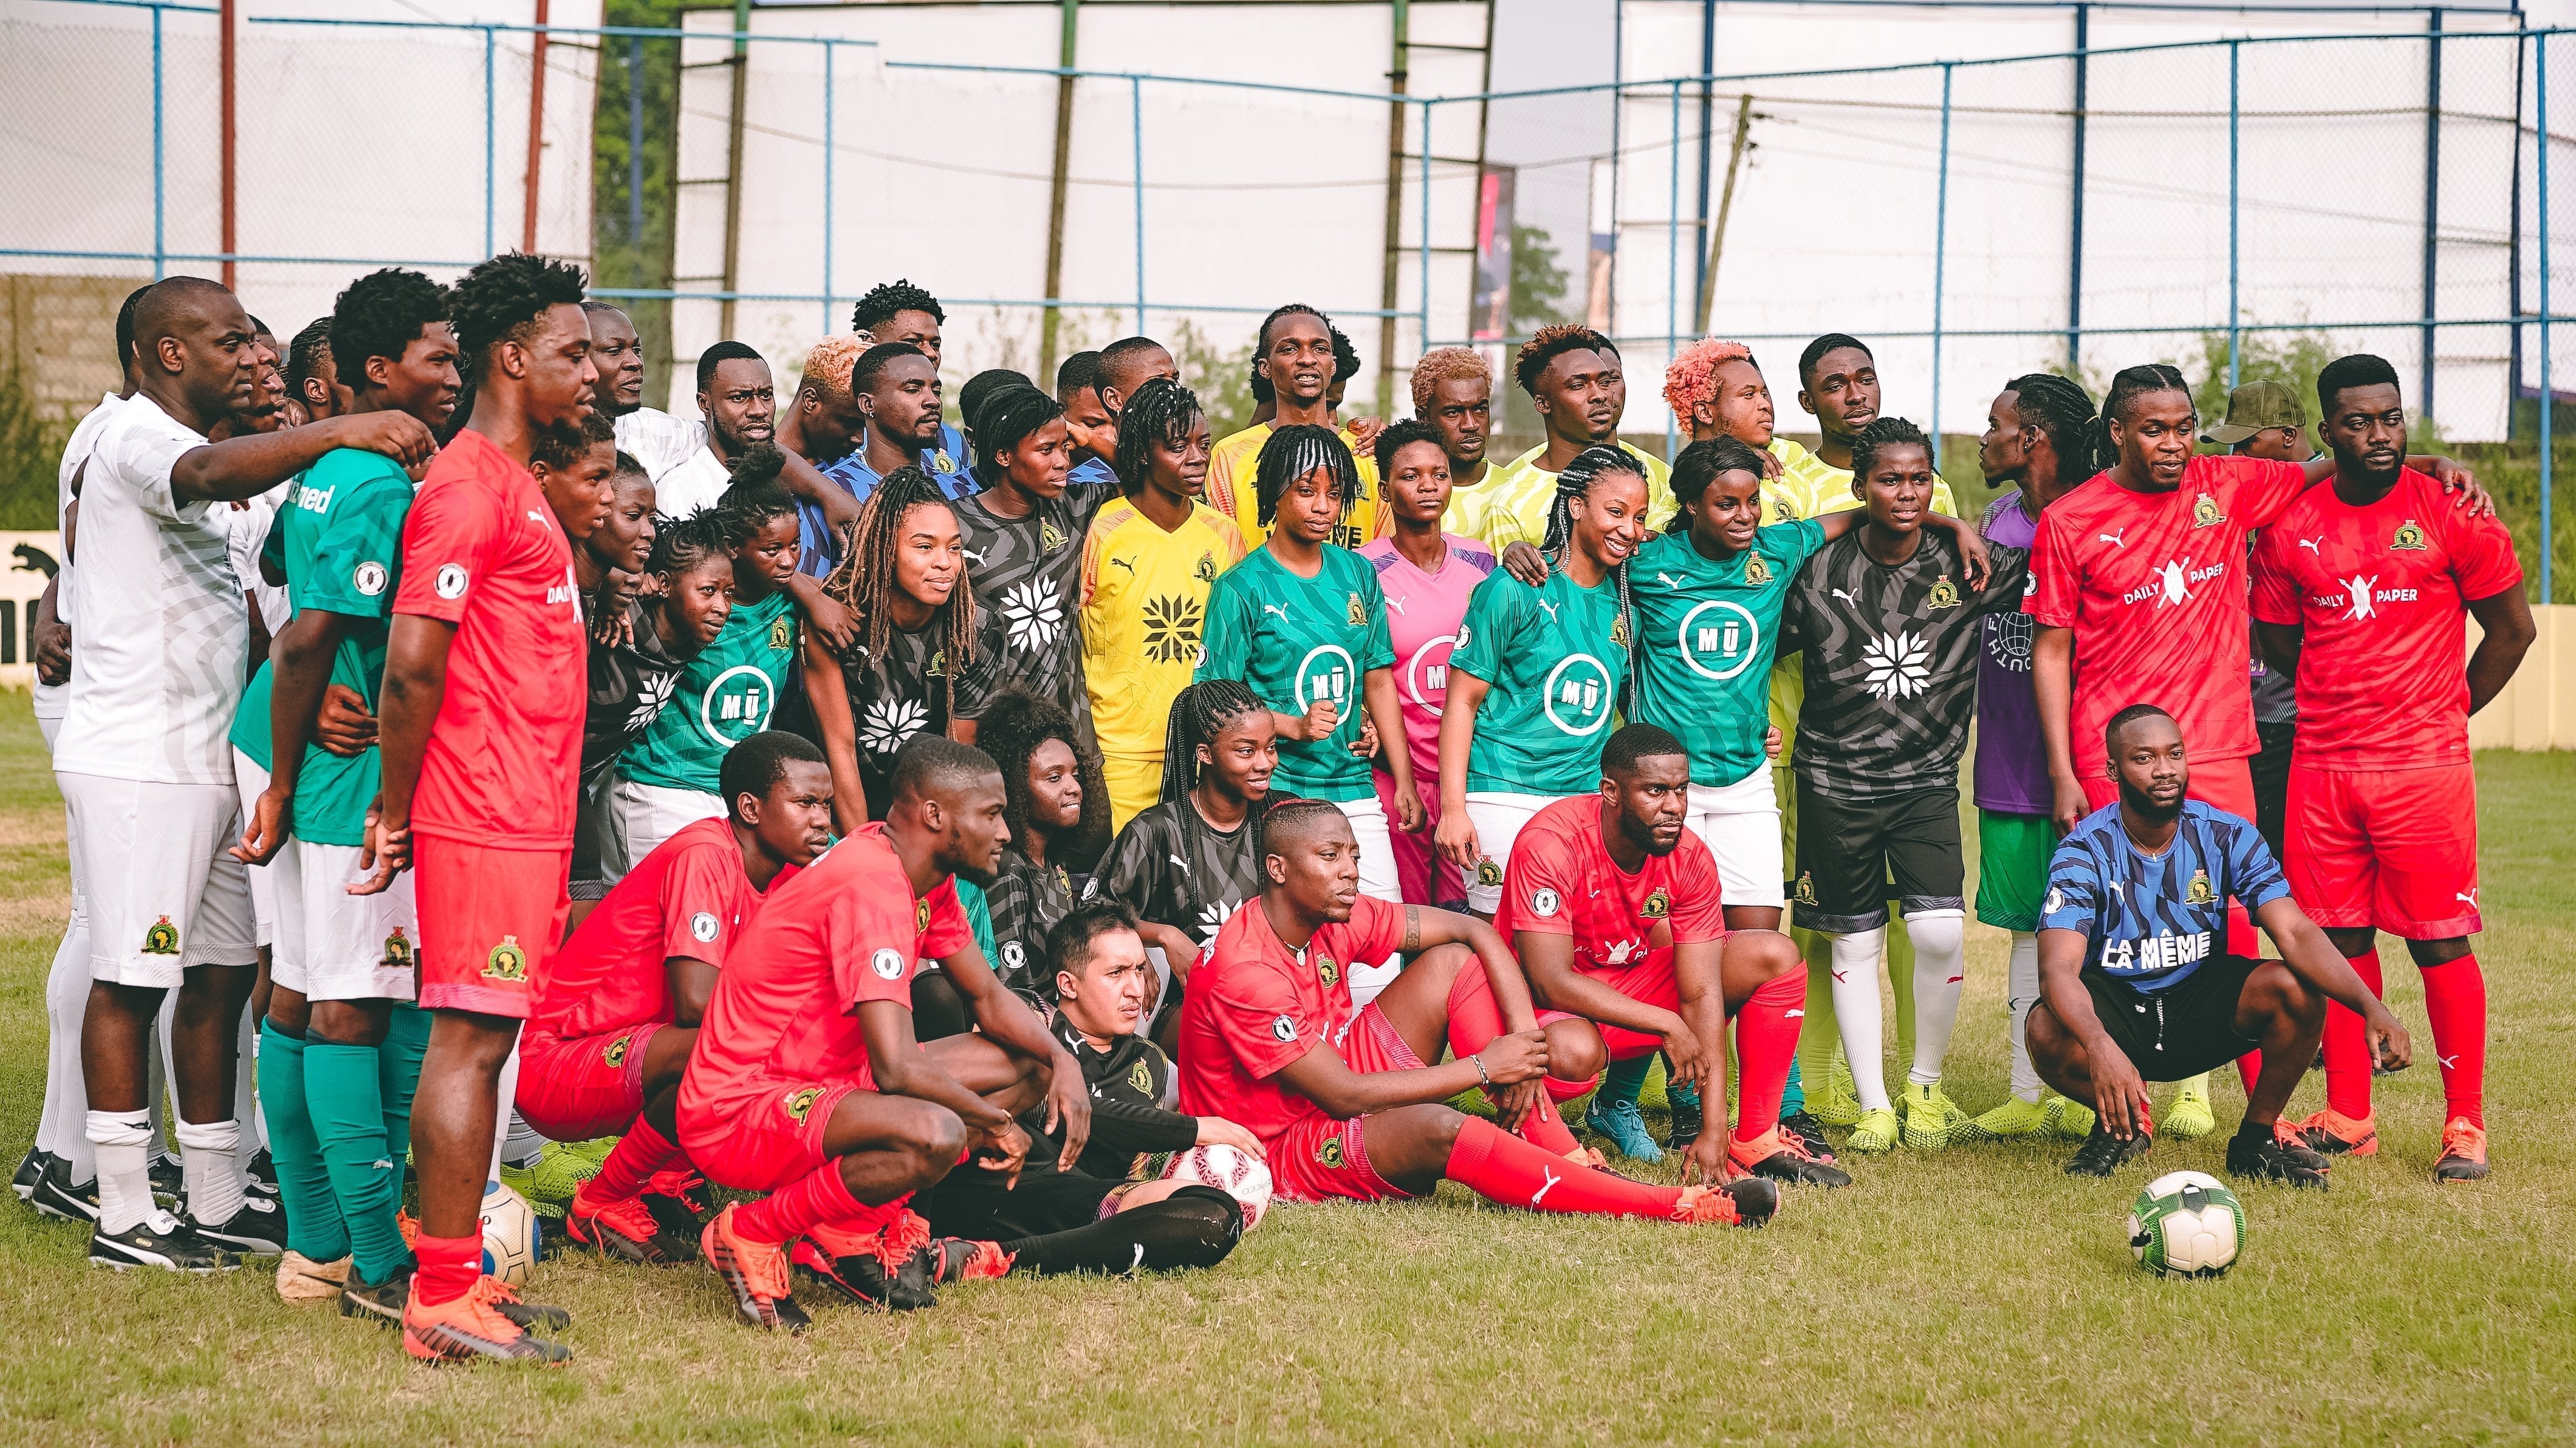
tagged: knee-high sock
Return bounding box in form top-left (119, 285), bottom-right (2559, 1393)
top-left (583, 1116), bottom-right (685, 1204)
top-left (1904, 910), bottom-right (1967, 1087)
top-left (1827, 927), bottom-right (1891, 1112)
top-left (485, 1047), bottom-right (520, 1187)
top-left (307, 1041), bottom-right (408, 1283)
top-left (1732, 971), bottom-right (1802, 1146)
top-left (151, 994), bottom-right (176, 1159)
top-left (1792, 926), bottom-right (1840, 1086)
top-left (2419, 954), bottom-right (2485, 1128)
top-left (258, 1023), bottom-right (347, 1262)
top-left (2321, 948), bottom-right (2385, 1119)
top-left (1444, 1116), bottom-right (1693, 1219)
top-left (88, 1108), bottom-right (157, 1234)
top-left (1886, 917), bottom-right (1918, 1068)
top-left (2007, 931), bottom-right (2042, 1103)
top-left (41, 917), bottom-right (92, 1173)
top-left (378, 1003), bottom-right (429, 1167)
top-left (1001, 1188), bottom-right (1242, 1274)
top-left (735, 1159), bottom-right (869, 1246)
top-left (1780, 1055), bottom-right (1805, 1117)
top-left (1440, 962), bottom-right (1581, 1155)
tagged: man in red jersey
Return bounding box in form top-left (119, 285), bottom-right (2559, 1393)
top-left (1496, 725), bottom-right (1849, 1189)
top-left (363, 251), bottom-right (597, 1365)
top-left (2250, 354), bottom-right (2532, 1183)
top-left (1178, 795), bottom-right (1780, 1226)
top-left (679, 736), bottom-right (1089, 1331)
top-left (518, 733), bottom-right (834, 1263)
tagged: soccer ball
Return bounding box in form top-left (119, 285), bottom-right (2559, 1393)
top-left (2128, 1169), bottom-right (2245, 1279)
top-left (1162, 1143), bottom-right (1274, 1231)
top-left (480, 1179), bottom-right (541, 1287)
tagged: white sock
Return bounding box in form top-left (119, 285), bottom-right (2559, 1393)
top-left (87, 1109), bottom-right (157, 1234)
top-left (176, 1118), bottom-right (243, 1226)
top-left (1905, 909), bottom-right (1967, 1088)
top-left (151, 994), bottom-right (177, 1158)
top-left (236, 1006), bottom-right (264, 1172)
top-left (2007, 931), bottom-right (2042, 1103)
top-left (39, 912), bottom-right (90, 1165)
top-left (486, 1048), bottom-right (523, 1186)
top-left (1827, 927), bottom-right (1891, 1112)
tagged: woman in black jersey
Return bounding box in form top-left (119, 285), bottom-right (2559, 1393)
top-left (976, 688), bottom-right (1101, 1003)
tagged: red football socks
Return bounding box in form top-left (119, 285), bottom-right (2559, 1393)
top-left (2321, 948), bottom-right (2386, 1119)
top-left (2419, 953), bottom-right (2486, 1127)
top-left (733, 1161), bottom-right (868, 1246)
top-left (1730, 971), bottom-right (1801, 1146)
top-left (583, 1116), bottom-right (684, 1205)
top-left (1442, 963), bottom-right (1583, 1156)
top-left (412, 1232), bottom-right (482, 1306)
top-left (1444, 1117), bottom-right (1685, 1219)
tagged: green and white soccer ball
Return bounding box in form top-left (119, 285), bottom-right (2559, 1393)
top-left (2128, 1169), bottom-right (2245, 1279)
top-left (480, 1179), bottom-right (541, 1287)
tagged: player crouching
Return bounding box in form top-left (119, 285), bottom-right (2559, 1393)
top-left (1179, 795), bottom-right (1778, 1226)
top-left (2027, 707), bottom-right (2411, 1187)
top-left (515, 733), bottom-right (833, 1265)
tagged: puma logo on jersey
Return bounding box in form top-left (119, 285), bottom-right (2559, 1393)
top-left (1110, 557), bottom-right (1137, 575)
top-left (1830, 589), bottom-right (1857, 605)
top-left (2456, 889), bottom-right (2478, 908)
top-left (1656, 572), bottom-right (1685, 590)
top-left (2099, 530), bottom-right (2126, 548)
top-left (527, 510), bottom-right (548, 524)
top-left (1385, 595), bottom-right (1408, 615)
top-left (1262, 603), bottom-right (1291, 623)
top-left (2298, 536), bottom-right (2324, 553)
top-left (1536, 599), bottom-right (1560, 622)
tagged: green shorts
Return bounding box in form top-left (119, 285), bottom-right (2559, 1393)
top-left (1975, 809), bottom-right (2055, 932)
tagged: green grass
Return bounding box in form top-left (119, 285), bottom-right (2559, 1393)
top-left (2, 690), bottom-right (2572, 1444)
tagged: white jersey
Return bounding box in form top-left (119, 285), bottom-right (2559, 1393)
top-left (224, 483), bottom-right (293, 634)
top-left (614, 406), bottom-right (705, 485)
top-left (651, 442), bottom-right (733, 519)
top-left (38, 392), bottom-right (125, 723)
top-left (55, 395), bottom-right (249, 787)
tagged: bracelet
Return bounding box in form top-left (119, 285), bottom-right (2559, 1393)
top-left (1470, 1054), bottom-right (1491, 1086)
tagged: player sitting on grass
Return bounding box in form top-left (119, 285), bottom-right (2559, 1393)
top-left (679, 736), bottom-right (1089, 1330)
top-left (2027, 706), bottom-right (2411, 1187)
top-left (519, 732), bottom-right (834, 1266)
top-left (1178, 796), bottom-right (1780, 1226)
top-left (1499, 725), bottom-right (1850, 1189)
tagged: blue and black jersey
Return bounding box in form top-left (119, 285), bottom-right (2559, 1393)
top-left (2039, 799), bottom-right (2289, 993)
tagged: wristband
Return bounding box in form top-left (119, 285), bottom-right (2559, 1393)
top-left (1470, 1054), bottom-right (1492, 1086)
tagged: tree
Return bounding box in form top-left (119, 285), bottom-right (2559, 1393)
top-left (1508, 222), bottom-right (1572, 338)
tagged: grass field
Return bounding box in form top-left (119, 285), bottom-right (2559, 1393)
top-left (2, 691), bottom-right (2572, 1445)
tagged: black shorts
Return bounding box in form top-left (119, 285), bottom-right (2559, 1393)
top-left (1790, 782), bottom-right (1965, 934)
top-left (916, 1162), bottom-right (1120, 1242)
top-left (2081, 955), bottom-right (2265, 1081)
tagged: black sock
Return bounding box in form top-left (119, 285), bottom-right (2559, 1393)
top-left (2233, 1119), bottom-right (2273, 1148)
top-left (998, 1187), bottom-right (1242, 1276)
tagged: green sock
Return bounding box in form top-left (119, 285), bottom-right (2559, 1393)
top-left (258, 1023), bottom-right (349, 1262)
top-left (378, 1003), bottom-right (430, 1167)
top-left (1793, 927), bottom-right (1841, 1086)
top-left (307, 1042), bottom-right (410, 1283)
top-left (1601, 1053), bottom-right (1656, 1107)
top-left (1779, 1056), bottom-right (1805, 1116)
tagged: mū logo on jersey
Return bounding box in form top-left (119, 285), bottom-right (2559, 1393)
top-left (1676, 600), bottom-right (1763, 681)
top-left (1295, 645), bottom-right (1356, 719)
top-left (2122, 556), bottom-right (2227, 607)
top-left (1541, 654), bottom-right (1617, 736)
top-left (696, 664), bottom-right (776, 746)
top-left (1404, 635), bottom-right (1459, 717)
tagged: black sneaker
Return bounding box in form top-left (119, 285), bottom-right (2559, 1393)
top-left (1778, 1110), bottom-right (1835, 1159)
top-left (190, 1197), bottom-right (286, 1255)
top-left (30, 1158), bottom-right (100, 1222)
top-left (2065, 1125), bottom-right (2154, 1177)
top-left (1735, 1131), bottom-right (1853, 1189)
top-left (2227, 1129), bottom-right (2330, 1189)
top-left (91, 1214), bottom-right (241, 1271)
top-left (790, 1238), bottom-right (931, 1310)
top-left (1665, 1088), bottom-right (1704, 1151)
top-left (149, 1153), bottom-right (183, 1205)
top-left (340, 1262), bottom-right (416, 1325)
top-left (14, 1146), bottom-right (50, 1201)
top-left (489, 1291), bottom-right (572, 1333)
top-left (245, 1148), bottom-right (279, 1196)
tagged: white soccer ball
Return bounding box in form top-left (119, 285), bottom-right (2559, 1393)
top-left (480, 1179), bottom-right (541, 1287)
top-left (1162, 1143), bottom-right (1275, 1231)
top-left (2128, 1169), bottom-right (2245, 1279)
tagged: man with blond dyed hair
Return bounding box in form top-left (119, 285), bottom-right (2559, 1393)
top-left (777, 335), bottom-right (871, 575)
top-left (1411, 347), bottom-right (1494, 528)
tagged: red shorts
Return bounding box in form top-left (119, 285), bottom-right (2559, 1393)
top-left (1535, 954), bottom-right (1682, 1062)
top-left (515, 1022), bottom-right (662, 1142)
top-left (414, 837), bottom-right (570, 1017)
top-left (2286, 761), bottom-right (2481, 940)
top-left (1266, 1003), bottom-right (1417, 1204)
top-left (679, 1067), bottom-right (870, 1194)
top-left (2085, 758), bottom-right (2257, 955)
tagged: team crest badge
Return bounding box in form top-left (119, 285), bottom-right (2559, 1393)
top-left (931, 449), bottom-right (956, 474)
top-left (1347, 592), bottom-right (1368, 628)
top-left (1742, 552), bottom-right (1773, 586)
top-left (916, 898), bottom-right (933, 933)
top-left (603, 1032), bottom-right (632, 1068)
top-left (1530, 888), bottom-right (1563, 917)
top-left (1641, 886), bottom-right (1670, 920)
top-left (142, 916), bottom-right (180, 955)
top-left (871, 948), bottom-right (908, 982)
top-left (1041, 520), bottom-right (1069, 553)
top-left (2191, 492), bottom-right (2225, 528)
top-left (482, 936), bottom-right (529, 982)
top-left (381, 926), bottom-right (413, 969)
top-left (1270, 1014), bottom-right (1299, 1043)
top-left (1926, 575), bottom-right (1962, 610)
top-left (1194, 552), bottom-right (1218, 583)
top-left (1793, 872), bottom-right (1818, 906)
top-left (2186, 869), bottom-right (2216, 905)
top-left (1315, 954), bottom-right (1340, 988)
top-left (1128, 1058), bottom-right (1155, 1095)
top-left (1317, 1133), bottom-right (1346, 1169)
top-left (1476, 858), bottom-right (1502, 888)
top-left (927, 650), bottom-right (947, 677)
top-left (1609, 613), bottom-right (1631, 649)
top-left (2391, 519), bottom-right (2428, 551)
top-left (767, 615), bottom-right (793, 649)
top-left (784, 1086), bottom-right (824, 1123)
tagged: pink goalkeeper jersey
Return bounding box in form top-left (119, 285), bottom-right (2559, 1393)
top-left (1358, 534), bottom-right (1497, 785)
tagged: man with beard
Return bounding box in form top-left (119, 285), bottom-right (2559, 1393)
top-left (654, 341), bottom-right (775, 519)
top-left (1453, 324), bottom-right (1673, 550)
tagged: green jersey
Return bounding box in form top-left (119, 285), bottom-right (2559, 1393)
top-left (1196, 544), bottom-right (1394, 801)
top-left (224, 449), bottom-right (414, 845)
top-left (619, 586), bottom-right (798, 793)
top-left (1631, 520), bottom-right (1826, 787)
top-left (1449, 564), bottom-right (1628, 796)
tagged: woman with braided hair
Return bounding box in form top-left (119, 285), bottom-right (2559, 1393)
top-left (974, 686), bottom-right (1103, 1002)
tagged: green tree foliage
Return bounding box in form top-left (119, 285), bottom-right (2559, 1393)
top-left (1508, 221), bottom-right (1572, 337)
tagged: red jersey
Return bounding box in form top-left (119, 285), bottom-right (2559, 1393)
top-left (678, 825), bottom-right (971, 1110)
top-left (1176, 893), bottom-right (1405, 1142)
top-left (2026, 454), bottom-right (2310, 776)
top-left (2249, 467), bottom-right (2521, 771)
top-left (527, 817), bottom-right (788, 1041)
top-left (1495, 796), bottom-right (1725, 978)
top-left (396, 427), bottom-right (587, 847)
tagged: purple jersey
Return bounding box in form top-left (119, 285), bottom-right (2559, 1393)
top-left (1975, 493), bottom-right (2051, 814)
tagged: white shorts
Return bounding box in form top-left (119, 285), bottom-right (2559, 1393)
top-left (1684, 770), bottom-right (1786, 910)
top-left (605, 776), bottom-right (725, 880)
top-left (1335, 796), bottom-right (1404, 1006)
top-left (1462, 792), bottom-right (1561, 915)
top-left (272, 838), bottom-right (419, 1003)
top-left (58, 771), bottom-right (258, 988)
top-left (231, 748), bottom-right (278, 947)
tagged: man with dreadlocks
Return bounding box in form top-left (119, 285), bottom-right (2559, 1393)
top-left (1453, 325), bottom-right (1673, 553)
top-left (821, 468), bottom-right (1007, 819)
top-left (973, 688), bottom-right (1098, 1002)
top-left (1197, 425), bottom-right (1419, 921)
top-left (1079, 378), bottom-right (1246, 829)
top-left (1205, 305), bottom-right (1385, 550)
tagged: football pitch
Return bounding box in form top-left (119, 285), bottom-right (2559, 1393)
top-left (1, 690), bottom-right (2569, 1446)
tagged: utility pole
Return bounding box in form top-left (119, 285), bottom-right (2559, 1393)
top-left (524, 0), bottom-right (550, 253)
top-left (718, 0), bottom-right (750, 340)
top-left (1698, 94), bottom-right (1752, 333)
top-left (1039, 0), bottom-right (1080, 386)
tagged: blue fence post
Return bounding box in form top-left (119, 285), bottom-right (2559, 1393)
top-left (2227, 38), bottom-right (2241, 389)
top-left (2540, 29), bottom-right (2553, 604)
top-left (1933, 60), bottom-right (1952, 445)
top-left (1667, 78), bottom-right (1680, 461)
top-left (1131, 75), bottom-right (1145, 333)
top-left (1418, 96), bottom-right (1432, 354)
top-left (823, 39), bottom-right (835, 333)
top-left (151, 3), bottom-right (165, 279)
top-left (484, 26), bottom-right (497, 259)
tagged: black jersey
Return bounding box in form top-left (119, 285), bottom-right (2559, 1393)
top-left (1043, 1009), bottom-right (1197, 1181)
top-left (844, 613), bottom-right (1007, 819)
top-left (1781, 527), bottom-right (2029, 798)
top-left (581, 595), bottom-right (690, 786)
top-left (985, 845), bottom-right (1080, 997)
top-left (1091, 795), bottom-right (1281, 952)
top-left (953, 485), bottom-right (1109, 745)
